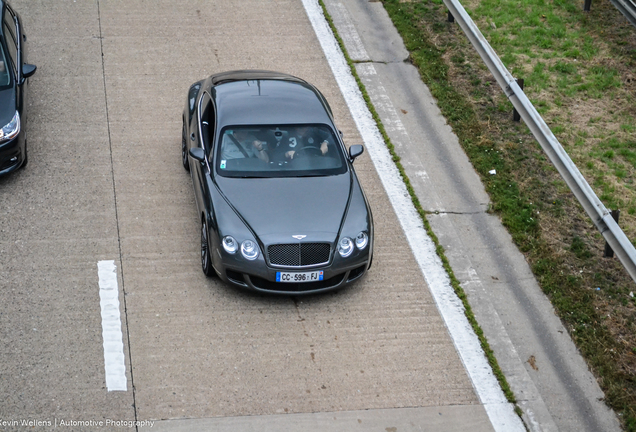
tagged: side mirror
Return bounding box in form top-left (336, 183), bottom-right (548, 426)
top-left (189, 147), bottom-right (206, 163)
top-left (22, 63), bottom-right (36, 79)
top-left (348, 144), bottom-right (364, 162)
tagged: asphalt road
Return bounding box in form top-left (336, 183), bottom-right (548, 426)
top-left (0, 1), bottom-right (495, 431)
top-left (0, 0), bottom-right (621, 431)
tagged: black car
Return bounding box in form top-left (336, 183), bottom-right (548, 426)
top-left (182, 70), bottom-right (373, 295)
top-left (0, 0), bottom-right (35, 176)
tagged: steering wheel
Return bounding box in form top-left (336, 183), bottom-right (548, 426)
top-left (294, 146), bottom-right (322, 157)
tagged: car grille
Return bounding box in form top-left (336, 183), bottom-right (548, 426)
top-left (267, 243), bottom-right (331, 267)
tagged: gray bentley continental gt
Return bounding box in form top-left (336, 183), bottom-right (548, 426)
top-left (182, 70), bottom-right (373, 295)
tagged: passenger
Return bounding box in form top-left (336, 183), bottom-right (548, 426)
top-left (270, 126), bottom-right (330, 161)
top-left (221, 129), bottom-right (269, 162)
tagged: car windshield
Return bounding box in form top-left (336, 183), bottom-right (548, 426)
top-left (216, 124), bottom-right (347, 178)
top-left (0, 41), bottom-right (11, 88)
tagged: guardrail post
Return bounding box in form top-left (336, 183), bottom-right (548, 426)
top-left (584, 0), bottom-right (592, 11)
top-left (448, 11), bottom-right (455, 22)
top-left (513, 78), bottom-right (524, 122)
top-left (604, 209), bottom-right (621, 258)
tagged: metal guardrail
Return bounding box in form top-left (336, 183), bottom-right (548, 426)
top-left (610, 0), bottom-right (636, 28)
top-left (444, 0), bottom-right (636, 284)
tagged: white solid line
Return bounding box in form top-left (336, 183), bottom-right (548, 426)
top-left (300, 1), bottom-right (525, 431)
top-left (97, 260), bottom-right (127, 392)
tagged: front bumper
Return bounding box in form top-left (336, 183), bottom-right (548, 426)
top-left (217, 255), bottom-right (371, 295)
top-left (0, 135), bottom-right (25, 175)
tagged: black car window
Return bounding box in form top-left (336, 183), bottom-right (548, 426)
top-left (198, 92), bottom-right (213, 154)
top-left (0, 39), bottom-right (11, 88)
top-left (188, 83), bottom-right (201, 121)
top-left (2, 13), bottom-right (16, 77)
top-left (204, 98), bottom-right (216, 159)
top-left (216, 124), bottom-right (347, 178)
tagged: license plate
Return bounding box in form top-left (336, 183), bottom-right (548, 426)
top-left (276, 270), bottom-right (324, 283)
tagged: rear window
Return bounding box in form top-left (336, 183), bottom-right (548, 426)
top-left (216, 124), bottom-right (347, 178)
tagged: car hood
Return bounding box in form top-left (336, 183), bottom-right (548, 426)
top-left (216, 174), bottom-right (352, 244)
top-left (0, 87), bottom-right (17, 126)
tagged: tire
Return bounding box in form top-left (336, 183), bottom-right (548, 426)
top-left (201, 218), bottom-right (215, 277)
top-left (182, 121), bottom-right (190, 172)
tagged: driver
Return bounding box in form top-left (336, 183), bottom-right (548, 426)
top-left (270, 126), bottom-right (330, 161)
top-left (221, 129), bottom-right (269, 162)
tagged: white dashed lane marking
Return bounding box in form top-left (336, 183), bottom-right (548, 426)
top-left (97, 260), bottom-right (127, 392)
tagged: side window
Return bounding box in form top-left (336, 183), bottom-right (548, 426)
top-left (188, 83), bottom-right (201, 122)
top-left (2, 12), bottom-right (17, 76)
top-left (207, 102), bottom-right (216, 160)
top-left (0, 46), bottom-right (9, 87)
top-left (198, 92), bottom-right (213, 153)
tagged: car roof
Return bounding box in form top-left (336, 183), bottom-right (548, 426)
top-left (210, 70), bottom-right (334, 127)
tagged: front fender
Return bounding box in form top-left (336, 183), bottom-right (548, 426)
top-left (206, 177), bottom-right (260, 275)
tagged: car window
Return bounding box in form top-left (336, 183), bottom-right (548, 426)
top-left (0, 41), bottom-right (11, 88)
top-left (216, 124), bottom-right (347, 178)
top-left (204, 98), bottom-right (216, 158)
top-left (198, 92), bottom-right (213, 154)
top-left (2, 13), bottom-right (17, 77)
top-left (188, 83), bottom-right (201, 121)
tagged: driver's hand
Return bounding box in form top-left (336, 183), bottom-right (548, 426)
top-left (285, 150), bottom-right (296, 159)
top-left (320, 141), bottom-right (328, 155)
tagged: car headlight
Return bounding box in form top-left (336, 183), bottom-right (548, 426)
top-left (355, 231), bottom-right (369, 250)
top-left (337, 237), bottom-right (354, 257)
top-left (0, 111), bottom-right (20, 142)
top-left (241, 240), bottom-right (259, 260)
top-left (222, 236), bottom-right (238, 254)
